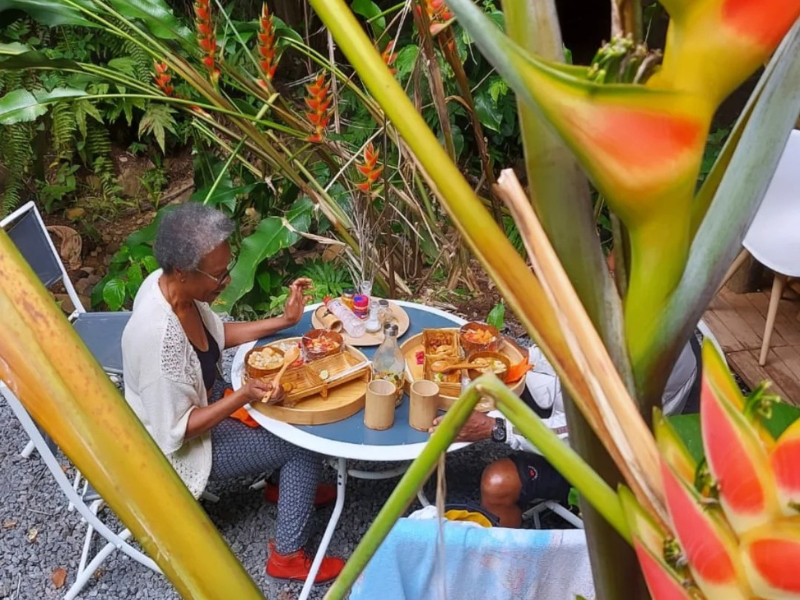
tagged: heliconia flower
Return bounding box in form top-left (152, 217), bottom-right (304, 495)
top-left (740, 518), bottom-right (800, 599)
top-left (444, 0), bottom-right (800, 364)
top-left (770, 417), bottom-right (800, 517)
top-left (654, 409), bottom-right (697, 487)
top-left (661, 459), bottom-right (752, 600)
top-left (356, 143), bottom-right (384, 192)
top-left (194, 0), bottom-right (219, 84)
top-left (417, 0), bottom-right (453, 35)
top-left (650, 0), bottom-right (800, 105)
top-left (304, 73), bottom-right (330, 143)
top-left (153, 61), bottom-right (174, 96)
top-left (256, 3), bottom-right (278, 83)
top-left (701, 343), bottom-right (782, 535)
top-left (381, 41), bottom-right (398, 75)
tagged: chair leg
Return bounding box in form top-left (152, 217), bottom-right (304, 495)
top-left (760, 273), bottom-right (788, 366)
top-left (201, 490), bottom-right (220, 503)
top-left (717, 249), bottom-right (750, 294)
top-left (20, 440), bottom-right (35, 458)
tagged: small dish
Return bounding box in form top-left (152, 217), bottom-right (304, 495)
top-left (466, 351), bottom-right (511, 383)
top-left (244, 345), bottom-right (285, 379)
top-left (302, 329), bottom-right (344, 362)
top-left (459, 322), bottom-right (501, 355)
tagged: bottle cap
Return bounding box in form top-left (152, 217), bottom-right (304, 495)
top-left (378, 299), bottom-right (389, 307)
top-left (353, 294), bottom-right (369, 307)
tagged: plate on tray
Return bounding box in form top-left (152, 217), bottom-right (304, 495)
top-left (311, 299), bottom-right (410, 346)
top-left (241, 338), bottom-right (372, 425)
top-left (399, 329), bottom-right (528, 412)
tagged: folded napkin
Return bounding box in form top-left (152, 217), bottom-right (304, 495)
top-left (224, 388), bottom-right (260, 428)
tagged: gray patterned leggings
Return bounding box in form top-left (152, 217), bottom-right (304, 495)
top-left (209, 418), bottom-right (321, 554)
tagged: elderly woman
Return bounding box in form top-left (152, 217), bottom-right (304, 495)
top-left (121, 203), bottom-right (343, 583)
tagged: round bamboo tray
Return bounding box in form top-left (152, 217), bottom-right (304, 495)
top-left (311, 299), bottom-right (410, 346)
top-left (400, 329), bottom-right (528, 412)
top-left (245, 339), bottom-right (371, 425)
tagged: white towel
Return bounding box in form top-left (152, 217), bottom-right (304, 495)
top-left (350, 518), bottom-right (595, 600)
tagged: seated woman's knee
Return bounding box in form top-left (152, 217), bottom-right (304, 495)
top-left (481, 458), bottom-right (522, 503)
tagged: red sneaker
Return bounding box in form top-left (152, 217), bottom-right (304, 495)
top-left (266, 542), bottom-right (345, 584)
top-left (264, 482), bottom-right (337, 508)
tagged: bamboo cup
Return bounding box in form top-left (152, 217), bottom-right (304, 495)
top-left (409, 380), bottom-right (439, 432)
top-left (364, 379), bottom-right (396, 430)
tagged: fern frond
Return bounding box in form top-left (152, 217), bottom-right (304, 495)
top-left (51, 103), bottom-right (77, 161)
top-left (0, 122), bottom-right (35, 216)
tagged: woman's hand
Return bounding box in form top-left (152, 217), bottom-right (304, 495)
top-left (428, 411), bottom-right (495, 442)
top-left (283, 278), bottom-right (313, 325)
top-left (241, 379), bottom-right (276, 404)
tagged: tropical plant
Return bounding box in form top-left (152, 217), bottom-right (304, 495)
top-left (2, 1), bottom-right (800, 600)
top-left (304, 0), bottom-right (800, 598)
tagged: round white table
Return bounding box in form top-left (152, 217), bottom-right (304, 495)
top-left (231, 301), bottom-right (469, 599)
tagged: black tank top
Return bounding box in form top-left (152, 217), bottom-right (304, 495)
top-left (191, 322), bottom-right (220, 392)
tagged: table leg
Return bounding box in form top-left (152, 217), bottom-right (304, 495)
top-left (298, 457), bottom-right (347, 600)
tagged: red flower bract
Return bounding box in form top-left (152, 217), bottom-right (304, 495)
top-left (194, 0), bottom-right (219, 83)
top-left (256, 3), bottom-right (278, 83)
top-left (304, 73), bottom-right (331, 143)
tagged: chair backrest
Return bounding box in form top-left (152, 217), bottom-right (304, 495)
top-left (1, 202), bottom-right (85, 313)
top-left (743, 129), bottom-right (800, 277)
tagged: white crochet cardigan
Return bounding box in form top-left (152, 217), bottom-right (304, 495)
top-left (122, 269), bottom-right (224, 498)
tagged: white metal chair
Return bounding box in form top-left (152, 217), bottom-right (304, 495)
top-left (723, 129), bottom-right (800, 366)
top-left (0, 386), bottom-right (162, 600)
top-left (1, 202), bottom-right (131, 458)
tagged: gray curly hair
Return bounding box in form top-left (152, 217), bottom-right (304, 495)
top-left (154, 204), bottom-right (234, 273)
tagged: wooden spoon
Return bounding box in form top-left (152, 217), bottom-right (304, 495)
top-left (266, 346), bottom-right (301, 401)
top-left (430, 359), bottom-right (484, 373)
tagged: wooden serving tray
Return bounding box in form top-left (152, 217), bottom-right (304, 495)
top-left (311, 299), bottom-right (410, 346)
top-left (243, 338), bottom-right (372, 425)
top-left (400, 329), bottom-right (528, 412)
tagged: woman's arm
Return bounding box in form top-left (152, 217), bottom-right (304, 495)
top-left (185, 379), bottom-right (274, 439)
top-left (222, 278), bottom-right (313, 349)
top-left (223, 317), bottom-right (292, 349)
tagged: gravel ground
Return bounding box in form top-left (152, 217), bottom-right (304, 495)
top-left (0, 338), bottom-right (530, 600)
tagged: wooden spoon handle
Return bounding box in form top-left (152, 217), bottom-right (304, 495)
top-left (269, 364), bottom-right (290, 400)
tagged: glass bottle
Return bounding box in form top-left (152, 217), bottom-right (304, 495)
top-left (324, 297), bottom-right (366, 338)
top-left (365, 303), bottom-right (382, 333)
top-left (372, 323), bottom-right (406, 406)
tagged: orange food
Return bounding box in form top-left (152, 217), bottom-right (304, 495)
top-left (507, 360), bottom-right (533, 383)
top-left (463, 328), bottom-right (497, 345)
top-left (304, 335), bottom-right (340, 354)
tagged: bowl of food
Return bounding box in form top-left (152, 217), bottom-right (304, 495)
top-left (302, 329), bottom-right (344, 362)
top-left (245, 345), bottom-right (285, 379)
top-left (466, 351), bottom-right (511, 383)
top-left (459, 322), bottom-right (501, 355)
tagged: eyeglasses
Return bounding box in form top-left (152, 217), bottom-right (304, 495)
top-left (196, 258), bottom-right (237, 287)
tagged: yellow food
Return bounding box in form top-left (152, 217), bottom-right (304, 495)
top-left (248, 347), bottom-right (283, 370)
top-left (472, 357), bottom-right (507, 375)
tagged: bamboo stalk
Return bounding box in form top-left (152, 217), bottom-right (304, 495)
top-left (0, 233), bottom-right (264, 600)
top-left (494, 169), bottom-right (667, 525)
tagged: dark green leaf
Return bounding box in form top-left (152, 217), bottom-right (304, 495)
top-left (351, 0), bottom-right (384, 35)
top-left (394, 45), bottom-right (419, 80)
top-left (108, 0), bottom-right (192, 41)
top-left (487, 302), bottom-right (505, 330)
top-left (138, 103), bottom-right (177, 153)
top-left (0, 0), bottom-right (95, 27)
top-left (473, 91), bottom-right (502, 132)
top-left (0, 87), bottom-right (85, 125)
top-left (142, 255), bottom-right (159, 273)
top-left (103, 277), bottom-right (127, 311)
top-left (126, 262), bottom-right (144, 289)
top-left (214, 216), bottom-right (307, 310)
